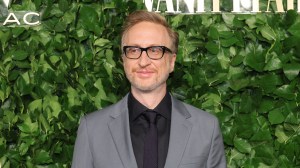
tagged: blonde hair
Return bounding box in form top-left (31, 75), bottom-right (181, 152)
top-left (121, 10), bottom-right (179, 53)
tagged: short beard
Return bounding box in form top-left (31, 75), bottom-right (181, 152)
top-left (128, 74), bottom-right (169, 93)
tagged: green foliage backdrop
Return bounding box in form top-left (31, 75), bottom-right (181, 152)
top-left (0, 0), bottom-right (299, 167)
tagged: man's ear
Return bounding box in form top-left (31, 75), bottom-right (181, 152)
top-left (169, 53), bottom-right (176, 72)
top-left (121, 54), bottom-right (125, 63)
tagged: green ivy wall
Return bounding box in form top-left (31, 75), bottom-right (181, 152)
top-left (0, 0), bottom-right (299, 167)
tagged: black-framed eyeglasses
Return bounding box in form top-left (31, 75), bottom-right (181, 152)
top-left (123, 46), bottom-right (173, 60)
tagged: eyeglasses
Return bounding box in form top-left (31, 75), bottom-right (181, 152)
top-left (123, 46), bottom-right (173, 60)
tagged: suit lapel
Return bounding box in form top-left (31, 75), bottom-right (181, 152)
top-left (108, 95), bottom-right (138, 168)
top-left (164, 97), bottom-right (193, 168)
top-left (107, 94), bottom-right (192, 168)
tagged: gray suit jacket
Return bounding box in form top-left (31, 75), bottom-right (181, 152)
top-left (72, 94), bottom-right (226, 168)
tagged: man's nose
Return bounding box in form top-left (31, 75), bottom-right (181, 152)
top-left (138, 51), bottom-right (151, 67)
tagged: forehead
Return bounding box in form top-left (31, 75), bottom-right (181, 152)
top-left (123, 21), bottom-right (171, 46)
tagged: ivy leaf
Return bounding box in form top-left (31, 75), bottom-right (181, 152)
top-left (227, 149), bottom-right (245, 166)
top-left (234, 114), bottom-right (258, 139)
top-left (220, 37), bottom-right (239, 47)
top-left (278, 155), bottom-right (293, 168)
top-left (285, 112), bottom-right (298, 124)
top-left (208, 26), bottom-right (219, 40)
top-left (74, 28), bottom-right (89, 41)
top-left (16, 72), bottom-right (33, 95)
top-left (78, 5), bottom-right (101, 34)
top-left (12, 27), bottom-right (25, 38)
top-left (170, 15), bottom-right (184, 27)
top-left (283, 63), bottom-right (300, 81)
top-left (228, 66), bottom-right (244, 80)
top-left (0, 81), bottom-right (10, 102)
top-left (253, 144), bottom-right (276, 165)
top-left (200, 93), bottom-right (221, 112)
top-left (231, 51), bottom-right (245, 66)
top-left (264, 52), bottom-right (282, 71)
top-left (94, 38), bottom-right (111, 47)
top-left (256, 74), bottom-right (282, 93)
top-left (11, 50), bottom-right (29, 61)
top-left (217, 51), bottom-right (230, 69)
top-left (43, 95), bottom-right (62, 119)
top-left (33, 150), bottom-right (52, 164)
top-left (257, 25), bottom-right (276, 41)
top-left (0, 31), bottom-right (11, 48)
top-left (229, 78), bottom-right (250, 91)
top-left (3, 110), bottom-right (18, 125)
top-left (243, 43), bottom-right (265, 72)
top-left (18, 118), bottom-right (38, 134)
top-left (245, 16), bottom-right (257, 29)
top-left (58, 0), bottom-right (69, 12)
top-left (275, 125), bottom-right (289, 143)
top-left (183, 72), bottom-right (193, 87)
top-left (28, 99), bottom-right (43, 112)
top-left (288, 21), bottom-right (300, 38)
top-left (268, 108), bottom-right (285, 125)
top-left (222, 13), bottom-right (235, 27)
top-left (257, 98), bottom-right (276, 114)
top-left (251, 129), bottom-right (272, 141)
top-left (234, 137), bottom-right (252, 154)
top-left (19, 142), bottom-right (29, 156)
top-left (274, 85), bottom-right (295, 100)
top-left (39, 114), bottom-right (50, 132)
top-left (205, 41), bottom-right (219, 54)
top-left (219, 31), bottom-right (234, 38)
top-left (67, 87), bottom-right (82, 107)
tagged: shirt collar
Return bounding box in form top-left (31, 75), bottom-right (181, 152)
top-left (128, 92), bottom-right (172, 122)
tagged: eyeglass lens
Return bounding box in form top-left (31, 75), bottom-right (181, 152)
top-left (124, 46), bottom-right (168, 60)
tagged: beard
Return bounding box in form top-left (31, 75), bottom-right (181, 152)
top-left (125, 71), bottom-right (170, 93)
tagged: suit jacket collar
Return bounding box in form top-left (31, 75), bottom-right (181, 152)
top-left (164, 96), bottom-right (192, 168)
top-left (108, 94), bottom-right (138, 168)
top-left (108, 94), bottom-right (193, 168)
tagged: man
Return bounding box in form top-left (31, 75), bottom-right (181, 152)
top-left (72, 10), bottom-right (226, 168)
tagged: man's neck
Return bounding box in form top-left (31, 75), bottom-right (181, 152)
top-left (131, 86), bottom-right (167, 109)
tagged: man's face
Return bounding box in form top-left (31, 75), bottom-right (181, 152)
top-left (122, 21), bottom-right (176, 93)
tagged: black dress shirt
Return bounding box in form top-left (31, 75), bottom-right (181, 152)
top-left (128, 92), bottom-right (171, 168)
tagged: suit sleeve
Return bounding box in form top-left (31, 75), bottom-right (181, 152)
top-left (71, 117), bottom-right (94, 168)
top-left (206, 117), bottom-right (227, 168)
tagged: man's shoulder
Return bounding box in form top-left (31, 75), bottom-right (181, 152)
top-left (83, 95), bottom-right (128, 122)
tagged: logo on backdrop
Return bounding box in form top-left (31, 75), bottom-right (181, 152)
top-left (0, 0), bottom-right (40, 26)
top-left (144, 0), bottom-right (300, 13)
top-left (3, 0), bottom-right (9, 8)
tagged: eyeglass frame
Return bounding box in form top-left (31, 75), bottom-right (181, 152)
top-left (122, 46), bottom-right (174, 60)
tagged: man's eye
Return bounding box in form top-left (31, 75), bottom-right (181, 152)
top-left (149, 47), bottom-right (162, 53)
top-left (128, 48), bottom-right (140, 54)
